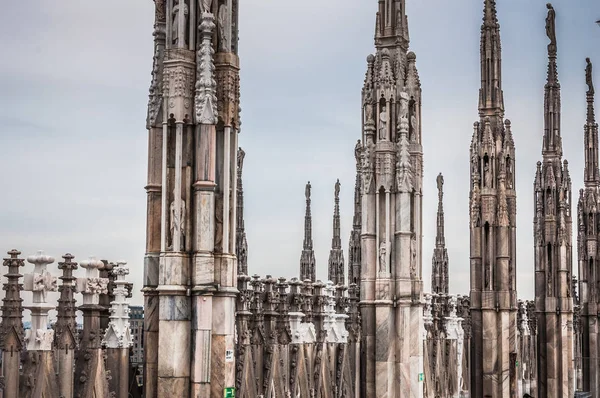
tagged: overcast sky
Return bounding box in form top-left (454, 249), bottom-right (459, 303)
top-left (0, 0), bottom-right (598, 309)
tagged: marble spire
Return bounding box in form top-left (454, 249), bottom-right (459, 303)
top-left (578, 56), bottom-right (600, 394)
top-left (534, 5), bottom-right (574, 396)
top-left (236, 147), bottom-right (248, 275)
top-left (431, 173), bottom-right (449, 294)
top-left (348, 142), bottom-right (362, 287)
top-left (328, 179), bottom-right (345, 285)
top-left (300, 181), bottom-right (316, 282)
top-left (469, 0), bottom-right (518, 396)
top-left (478, 0), bottom-right (505, 116)
top-left (0, 250), bottom-right (25, 398)
top-left (584, 58), bottom-right (598, 187)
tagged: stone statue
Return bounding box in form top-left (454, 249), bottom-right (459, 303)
top-left (399, 98), bottom-right (409, 122)
top-left (379, 105), bottom-right (388, 140)
top-left (169, 190), bottom-right (186, 251)
top-left (484, 163), bottom-right (492, 188)
top-left (201, 0), bottom-right (213, 13)
top-left (237, 147), bottom-right (245, 172)
top-left (305, 181), bottom-right (311, 200)
top-left (364, 88), bottom-right (374, 123)
top-left (379, 241), bottom-right (387, 273)
top-left (586, 58), bottom-right (594, 96)
top-left (436, 173), bottom-right (444, 197)
top-left (410, 234), bottom-right (417, 278)
top-left (410, 114), bottom-right (419, 142)
top-left (218, 4), bottom-right (230, 52)
top-left (172, 0), bottom-right (189, 46)
top-left (506, 159), bottom-right (513, 189)
top-left (471, 153), bottom-right (479, 176)
top-left (354, 140), bottom-right (362, 166)
top-left (545, 4), bottom-right (557, 54)
top-left (547, 192), bottom-right (553, 215)
top-left (215, 194), bottom-right (224, 252)
top-left (335, 179), bottom-right (340, 199)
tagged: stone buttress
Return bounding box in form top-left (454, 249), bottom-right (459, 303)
top-left (144, 0), bottom-right (241, 396)
top-left (468, 1), bottom-right (518, 396)
top-left (358, 0), bottom-right (424, 396)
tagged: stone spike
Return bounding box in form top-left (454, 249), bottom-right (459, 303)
top-left (432, 173), bottom-right (449, 295)
top-left (300, 181), bottom-right (316, 282)
top-left (236, 147), bottom-right (249, 275)
top-left (328, 180), bottom-right (345, 285)
top-left (542, 3), bottom-right (562, 157)
top-left (584, 58), bottom-right (599, 186)
top-left (478, 0), bottom-right (505, 116)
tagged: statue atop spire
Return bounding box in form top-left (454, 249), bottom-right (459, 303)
top-left (545, 3), bottom-right (557, 55)
top-left (328, 179), bottom-right (345, 285)
top-left (300, 181), bottom-right (316, 282)
top-left (236, 147), bottom-right (248, 275)
top-left (584, 59), bottom-right (599, 186)
top-left (587, 58), bottom-right (595, 98)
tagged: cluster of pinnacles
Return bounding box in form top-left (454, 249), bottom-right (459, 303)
top-left (0, 249), bottom-right (135, 398)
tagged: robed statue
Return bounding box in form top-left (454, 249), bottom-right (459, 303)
top-left (545, 4), bottom-right (557, 54)
top-left (305, 181), bottom-right (311, 201)
top-left (586, 58), bottom-right (594, 96)
top-left (436, 173), bottom-right (444, 199)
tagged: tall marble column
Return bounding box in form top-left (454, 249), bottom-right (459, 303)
top-left (103, 262), bottom-right (133, 398)
top-left (21, 251), bottom-right (59, 398)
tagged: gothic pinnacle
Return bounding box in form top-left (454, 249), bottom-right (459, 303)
top-left (300, 181), bottom-right (316, 282)
top-left (479, 0), bottom-right (504, 115)
top-left (542, 3), bottom-right (562, 157)
top-left (432, 173), bottom-right (448, 294)
top-left (587, 58), bottom-right (596, 123)
top-left (328, 179), bottom-right (345, 285)
top-left (584, 58), bottom-right (599, 186)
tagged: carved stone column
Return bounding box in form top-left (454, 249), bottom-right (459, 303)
top-left (0, 250), bottom-right (25, 398)
top-left (21, 251), bottom-right (59, 398)
top-left (73, 257), bottom-right (110, 398)
top-left (53, 254), bottom-right (78, 398)
top-left (103, 262), bottom-right (133, 398)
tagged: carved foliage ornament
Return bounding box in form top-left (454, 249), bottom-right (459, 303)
top-left (195, 13), bottom-right (219, 125)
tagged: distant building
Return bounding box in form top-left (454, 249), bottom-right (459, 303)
top-left (129, 306), bottom-right (144, 385)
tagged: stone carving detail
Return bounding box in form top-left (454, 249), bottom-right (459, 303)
top-left (172, 0), bottom-right (189, 46)
top-left (218, 4), bottom-right (231, 52)
top-left (200, 0), bottom-right (212, 13)
top-left (154, 0), bottom-right (166, 22)
top-left (378, 241), bottom-right (387, 273)
top-left (164, 66), bottom-right (194, 109)
top-left (362, 137), bottom-right (375, 194)
top-left (396, 131), bottom-right (413, 192)
top-left (169, 192), bottom-right (186, 251)
top-left (379, 105), bottom-right (388, 140)
top-left (103, 262), bottom-right (133, 349)
top-left (195, 12), bottom-right (219, 125)
top-left (545, 3), bottom-right (557, 55)
top-left (587, 58), bottom-right (594, 96)
top-left (410, 234), bottom-right (417, 278)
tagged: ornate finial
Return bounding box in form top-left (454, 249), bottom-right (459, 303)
top-left (545, 4), bottom-right (557, 57)
top-left (195, 12), bottom-right (218, 125)
top-left (301, 181), bottom-right (316, 281)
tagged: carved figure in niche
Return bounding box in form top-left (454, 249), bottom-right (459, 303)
top-left (379, 241), bottom-right (387, 273)
top-left (172, 0), bottom-right (189, 46)
top-left (506, 159), bottom-right (513, 188)
top-left (484, 162), bottom-right (492, 188)
top-left (471, 152), bottom-right (480, 177)
top-left (169, 190), bottom-right (187, 251)
top-left (399, 98), bottom-right (409, 123)
top-left (410, 114), bottom-right (419, 142)
top-left (201, 0), bottom-right (213, 13)
top-left (364, 88), bottom-right (374, 123)
top-left (587, 58), bottom-right (594, 96)
top-left (410, 234), bottom-right (417, 278)
top-left (379, 104), bottom-right (388, 140)
top-left (218, 4), bottom-right (230, 52)
top-left (484, 261), bottom-right (490, 289)
top-left (215, 194), bottom-right (224, 252)
top-left (545, 4), bottom-right (557, 54)
top-left (546, 192), bottom-right (553, 215)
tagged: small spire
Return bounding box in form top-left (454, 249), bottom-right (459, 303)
top-left (300, 181), bottom-right (316, 282)
top-left (328, 180), bottom-right (345, 285)
top-left (432, 174), bottom-right (449, 294)
top-left (348, 152), bottom-right (362, 287)
top-left (478, 0), bottom-right (505, 116)
top-left (542, 4), bottom-right (562, 157)
top-left (236, 147), bottom-right (248, 275)
top-left (584, 58), bottom-right (599, 186)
